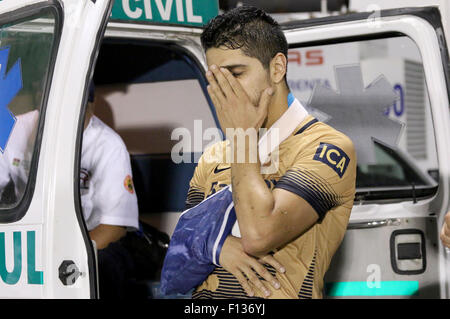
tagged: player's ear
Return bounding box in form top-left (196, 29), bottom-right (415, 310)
top-left (270, 53), bottom-right (287, 85)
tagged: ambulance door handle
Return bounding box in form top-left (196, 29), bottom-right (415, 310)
top-left (59, 260), bottom-right (82, 286)
top-left (347, 218), bottom-right (401, 230)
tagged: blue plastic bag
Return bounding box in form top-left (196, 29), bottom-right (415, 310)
top-left (160, 186), bottom-right (236, 295)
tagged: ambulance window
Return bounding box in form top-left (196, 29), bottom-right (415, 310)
top-left (0, 9), bottom-right (59, 216)
top-left (287, 35), bottom-right (438, 201)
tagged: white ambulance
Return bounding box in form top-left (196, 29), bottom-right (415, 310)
top-left (0, 0), bottom-right (448, 299)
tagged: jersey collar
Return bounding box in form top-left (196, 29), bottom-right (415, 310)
top-left (258, 93), bottom-right (309, 165)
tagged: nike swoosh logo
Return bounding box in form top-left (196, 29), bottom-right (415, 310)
top-left (214, 165), bottom-right (231, 174)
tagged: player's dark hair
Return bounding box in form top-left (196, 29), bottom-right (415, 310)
top-left (201, 6), bottom-right (288, 70)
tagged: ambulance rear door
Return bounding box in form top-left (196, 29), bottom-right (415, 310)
top-left (282, 7), bottom-right (450, 298)
top-left (0, 0), bottom-right (113, 298)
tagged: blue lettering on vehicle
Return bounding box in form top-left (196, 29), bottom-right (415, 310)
top-left (384, 84), bottom-right (404, 117)
top-left (0, 46), bottom-right (23, 153)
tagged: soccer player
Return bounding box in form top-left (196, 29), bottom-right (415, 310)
top-left (185, 6), bottom-right (357, 299)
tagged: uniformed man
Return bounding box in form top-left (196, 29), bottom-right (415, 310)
top-left (80, 82), bottom-right (139, 246)
top-left (185, 6), bottom-right (357, 299)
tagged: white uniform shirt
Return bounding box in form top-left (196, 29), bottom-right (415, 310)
top-left (81, 115), bottom-right (139, 231)
top-left (0, 110), bottom-right (139, 231)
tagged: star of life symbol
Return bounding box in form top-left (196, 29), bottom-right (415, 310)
top-left (307, 64), bottom-right (404, 164)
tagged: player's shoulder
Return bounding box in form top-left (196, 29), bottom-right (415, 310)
top-left (199, 140), bottom-right (229, 165)
top-left (294, 118), bottom-right (355, 158)
top-left (193, 140), bottom-right (231, 179)
top-left (285, 118), bottom-right (356, 180)
top-left (316, 121), bottom-right (355, 158)
top-left (301, 121), bottom-right (356, 181)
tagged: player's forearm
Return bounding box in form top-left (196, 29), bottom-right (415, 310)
top-left (231, 144), bottom-right (275, 255)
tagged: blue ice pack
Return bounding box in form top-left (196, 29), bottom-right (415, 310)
top-left (160, 186), bottom-right (236, 295)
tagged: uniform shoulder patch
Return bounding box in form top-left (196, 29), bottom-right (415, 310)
top-left (124, 175), bottom-right (134, 194)
top-left (313, 142), bottom-right (350, 178)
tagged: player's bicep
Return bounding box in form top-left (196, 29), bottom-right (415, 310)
top-left (267, 187), bottom-right (319, 247)
top-left (274, 167), bottom-right (342, 221)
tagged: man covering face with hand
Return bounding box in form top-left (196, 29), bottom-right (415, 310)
top-left (182, 6), bottom-right (357, 299)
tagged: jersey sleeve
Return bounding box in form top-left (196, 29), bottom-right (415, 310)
top-left (184, 153), bottom-right (208, 210)
top-left (274, 137), bottom-right (356, 221)
top-left (91, 141), bottom-right (139, 231)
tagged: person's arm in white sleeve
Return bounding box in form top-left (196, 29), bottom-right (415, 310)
top-left (89, 138), bottom-right (139, 249)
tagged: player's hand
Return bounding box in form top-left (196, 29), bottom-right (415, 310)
top-left (219, 236), bottom-right (285, 298)
top-left (206, 65), bottom-right (273, 135)
top-left (440, 211), bottom-right (450, 248)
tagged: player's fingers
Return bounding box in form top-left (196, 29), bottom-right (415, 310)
top-left (250, 259), bottom-right (280, 290)
top-left (259, 255), bottom-right (286, 275)
top-left (258, 87), bottom-right (274, 118)
top-left (208, 85), bottom-right (229, 132)
top-left (207, 85), bottom-right (221, 110)
top-left (242, 266), bottom-right (271, 298)
top-left (444, 223), bottom-right (450, 237)
top-left (232, 269), bottom-right (255, 297)
top-left (440, 225), bottom-right (450, 248)
top-left (441, 236), bottom-right (450, 249)
top-left (220, 67), bottom-right (247, 98)
top-left (206, 70), bottom-right (226, 105)
top-left (209, 65), bottom-right (234, 99)
top-left (444, 212), bottom-right (450, 233)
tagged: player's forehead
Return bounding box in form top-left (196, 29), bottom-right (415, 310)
top-left (205, 46), bottom-right (256, 70)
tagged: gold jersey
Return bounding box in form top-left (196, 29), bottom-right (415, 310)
top-left (185, 115), bottom-right (357, 299)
